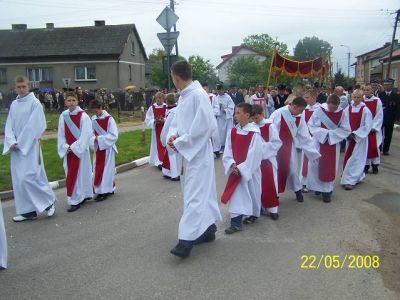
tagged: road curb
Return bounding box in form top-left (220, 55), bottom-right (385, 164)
top-left (0, 156), bottom-right (149, 201)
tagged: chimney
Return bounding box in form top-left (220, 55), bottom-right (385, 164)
top-left (11, 24), bottom-right (27, 31)
top-left (46, 23), bottom-right (54, 30)
top-left (94, 20), bottom-right (105, 27)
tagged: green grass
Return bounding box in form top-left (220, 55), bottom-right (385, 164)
top-left (0, 129), bottom-right (151, 192)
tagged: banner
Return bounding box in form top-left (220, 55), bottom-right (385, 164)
top-left (271, 52), bottom-right (330, 79)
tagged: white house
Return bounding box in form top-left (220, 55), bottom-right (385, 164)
top-left (216, 45), bottom-right (267, 83)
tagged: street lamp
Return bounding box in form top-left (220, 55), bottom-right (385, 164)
top-left (340, 44), bottom-right (351, 78)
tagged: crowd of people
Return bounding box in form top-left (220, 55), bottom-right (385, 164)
top-left (1, 61), bottom-right (399, 267)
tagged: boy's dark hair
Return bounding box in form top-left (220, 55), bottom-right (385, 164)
top-left (252, 104), bottom-right (264, 115)
top-left (291, 96), bottom-right (307, 107)
top-left (171, 60), bottom-right (192, 81)
top-left (201, 82), bottom-right (208, 87)
top-left (236, 102), bottom-right (253, 116)
top-left (327, 94), bottom-right (340, 106)
top-left (90, 99), bottom-right (103, 109)
top-left (65, 91), bottom-right (77, 99)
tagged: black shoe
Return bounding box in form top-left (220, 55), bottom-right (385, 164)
top-left (170, 242), bottom-right (193, 258)
top-left (364, 165), bottom-right (370, 174)
top-left (243, 216), bottom-right (258, 224)
top-left (270, 213), bottom-right (279, 220)
top-left (170, 176), bottom-right (180, 182)
top-left (225, 226), bottom-right (242, 234)
top-left (95, 194), bottom-right (108, 202)
top-left (315, 191), bottom-right (322, 196)
top-left (163, 175), bottom-right (171, 179)
top-left (383, 152), bottom-right (389, 156)
top-left (193, 224), bottom-right (216, 245)
top-left (67, 204), bottom-right (81, 212)
top-left (214, 151), bottom-right (221, 159)
top-left (372, 164), bottom-right (379, 174)
top-left (157, 165), bottom-right (162, 171)
top-left (295, 190), bottom-right (304, 202)
top-left (107, 192), bottom-right (115, 197)
top-left (82, 197), bottom-right (92, 204)
top-left (322, 192), bottom-right (332, 203)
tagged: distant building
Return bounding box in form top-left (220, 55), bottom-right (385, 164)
top-left (355, 40), bottom-right (398, 85)
top-left (216, 45), bottom-right (267, 83)
top-left (0, 21), bottom-right (148, 93)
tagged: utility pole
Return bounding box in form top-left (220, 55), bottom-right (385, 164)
top-left (340, 44), bottom-right (351, 78)
top-left (170, 0), bottom-right (179, 57)
top-left (386, 9), bottom-right (400, 79)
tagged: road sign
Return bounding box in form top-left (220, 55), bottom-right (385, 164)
top-left (156, 6), bottom-right (179, 32)
top-left (157, 31), bottom-right (180, 55)
top-left (62, 78), bottom-right (71, 88)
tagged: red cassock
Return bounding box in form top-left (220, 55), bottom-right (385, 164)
top-left (363, 99), bottom-right (379, 159)
top-left (318, 108), bottom-right (343, 182)
top-left (259, 123), bottom-right (279, 209)
top-left (64, 111), bottom-right (83, 197)
top-left (153, 104), bottom-right (167, 162)
top-left (221, 128), bottom-right (254, 204)
top-left (343, 106), bottom-right (364, 169)
top-left (93, 116), bottom-right (110, 187)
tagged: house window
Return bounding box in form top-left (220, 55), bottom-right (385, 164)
top-left (0, 68), bottom-right (6, 84)
top-left (27, 67), bottom-right (53, 82)
top-left (131, 40), bottom-right (135, 56)
top-left (392, 67), bottom-right (398, 82)
top-left (75, 66), bottom-right (96, 81)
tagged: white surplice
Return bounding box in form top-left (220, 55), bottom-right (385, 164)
top-left (160, 106), bottom-right (182, 179)
top-left (167, 81), bottom-right (222, 241)
top-left (223, 124), bottom-right (264, 218)
top-left (208, 93), bottom-right (221, 152)
top-left (2, 92), bottom-right (56, 215)
top-left (341, 102), bottom-right (373, 186)
top-left (307, 104), bottom-right (351, 193)
top-left (363, 95), bottom-right (383, 165)
top-left (212, 93), bottom-right (234, 148)
top-left (58, 107), bottom-right (93, 205)
top-left (300, 102), bottom-right (321, 186)
top-left (145, 103), bottom-right (167, 167)
top-left (269, 105), bottom-right (321, 194)
top-left (254, 119), bottom-right (282, 213)
top-left (90, 110), bottom-right (118, 194)
top-left (0, 201), bottom-right (7, 269)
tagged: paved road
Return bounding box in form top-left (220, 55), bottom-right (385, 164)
top-left (1, 134), bottom-right (399, 300)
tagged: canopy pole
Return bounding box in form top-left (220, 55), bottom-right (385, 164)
top-left (267, 50), bottom-right (275, 87)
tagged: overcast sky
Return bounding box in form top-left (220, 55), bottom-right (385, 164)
top-left (0, 0), bottom-right (398, 77)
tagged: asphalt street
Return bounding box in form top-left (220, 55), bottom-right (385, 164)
top-left (0, 133), bottom-right (399, 300)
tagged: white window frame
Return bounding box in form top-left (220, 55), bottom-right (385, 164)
top-left (74, 66), bottom-right (96, 81)
top-left (26, 67), bottom-right (53, 82)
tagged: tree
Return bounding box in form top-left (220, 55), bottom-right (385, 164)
top-left (294, 36), bottom-right (332, 61)
top-left (227, 56), bottom-right (268, 88)
top-left (148, 48), bottom-right (168, 88)
top-left (188, 55), bottom-right (218, 86)
top-left (243, 34), bottom-right (289, 56)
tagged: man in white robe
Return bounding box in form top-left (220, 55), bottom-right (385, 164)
top-left (58, 93), bottom-right (93, 212)
top-left (362, 84), bottom-right (383, 174)
top-left (300, 89), bottom-right (321, 192)
top-left (212, 82), bottom-right (234, 152)
top-left (341, 90), bottom-right (373, 190)
top-left (3, 77), bottom-right (56, 222)
top-left (145, 94), bottom-right (167, 168)
top-left (90, 100), bottom-right (118, 201)
top-left (222, 104), bottom-right (263, 233)
top-left (269, 97), bottom-right (321, 202)
top-left (202, 83), bottom-right (221, 156)
top-left (0, 201), bottom-right (7, 269)
top-left (167, 61), bottom-right (222, 258)
top-left (307, 96), bottom-right (351, 202)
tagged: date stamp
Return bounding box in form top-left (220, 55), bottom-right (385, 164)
top-left (300, 255), bottom-right (380, 270)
